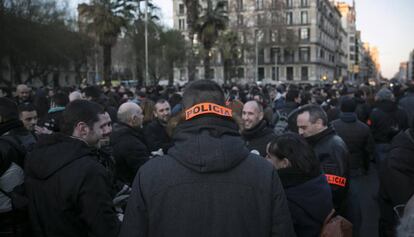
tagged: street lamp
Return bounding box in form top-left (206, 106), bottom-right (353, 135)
top-left (144, 0), bottom-right (149, 86)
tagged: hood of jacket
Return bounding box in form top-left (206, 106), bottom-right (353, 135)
top-left (388, 129), bottom-right (414, 174)
top-left (241, 120), bottom-right (271, 140)
top-left (0, 119), bottom-right (24, 136)
top-left (375, 100), bottom-right (398, 113)
top-left (339, 112), bottom-right (357, 123)
top-left (285, 174), bottom-right (333, 223)
top-left (168, 116), bottom-right (250, 173)
top-left (26, 133), bottom-right (96, 180)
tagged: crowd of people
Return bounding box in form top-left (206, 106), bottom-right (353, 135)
top-left (1, 79), bottom-right (414, 237)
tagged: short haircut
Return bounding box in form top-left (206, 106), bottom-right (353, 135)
top-left (267, 133), bottom-right (320, 176)
top-left (0, 98), bottom-right (18, 121)
top-left (246, 100), bottom-right (263, 113)
top-left (83, 86), bottom-right (102, 100)
top-left (182, 80), bottom-right (225, 109)
top-left (60, 100), bottom-right (104, 135)
top-left (286, 89), bottom-right (300, 102)
top-left (296, 104), bottom-right (328, 126)
top-left (52, 92), bottom-right (69, 107)
top-left (340, 97), bottom-right (357, 113)
top-left (17, 103), bottom-right (37, 114)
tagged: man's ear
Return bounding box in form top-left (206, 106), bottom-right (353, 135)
top-left (74, 121), bottom-right (89, 137)
top-left (153, 111), bottom-right (158, 118)
top-left (259, 111), bottom-right (264, 121)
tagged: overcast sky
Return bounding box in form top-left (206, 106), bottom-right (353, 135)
top-left (70, 0), bottom-right (414, 78)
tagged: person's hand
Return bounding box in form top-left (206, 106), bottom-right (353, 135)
top-left (35, 125), bottom-right (52, 135)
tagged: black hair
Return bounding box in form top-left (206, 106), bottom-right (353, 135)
top-left (52, 92), bottom-right (69, 107)
top-left (182, 80), bottom-right (225, 109)
top-left (340, 97), bottom-right (357, 113)
top-left (296, 104), bottom-right (328, 126)
top-left (83, 86), bottom-right (102, 100)
top-left (267, 133), bottom-right (320, 175)
top-left (60, 100), bottom-right (104, 135)
top-left (17, 103), bottom-right (37, 114)
top-left (286, 89), bottom-right (300, 102)
top-left (0, 98), bottom-right (18, 121)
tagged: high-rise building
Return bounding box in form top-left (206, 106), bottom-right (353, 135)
top-left (409, 50), bottom-right (414, 81)
top-left (173, 0), bottom-right (347, 83)
top-left (335, 1), bottom-right (358, 81)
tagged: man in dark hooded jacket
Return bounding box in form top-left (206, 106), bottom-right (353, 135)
top-left (25, 100), bottom-right (120, 237)
top-left (378, 124), bottom-right (414, 237)
top-left (120, 80), bottom-right (295, 237)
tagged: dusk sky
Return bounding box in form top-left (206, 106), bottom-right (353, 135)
top-left (72, 0), bottom-right (414, 79)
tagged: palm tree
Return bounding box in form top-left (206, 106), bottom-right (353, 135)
top-left (196, 0), bottom-right (228, 80)
top-left (78, 0), bottom-right (134, 86)
top-left (217, 30), bottom-right (242, 84)
top-left (184, 0), bottom-right (199, 82)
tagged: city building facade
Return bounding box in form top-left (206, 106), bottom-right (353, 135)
top-left (409, 50), bottom-right (414, 81)
top-left (173, 0), bottom-right (348, 84)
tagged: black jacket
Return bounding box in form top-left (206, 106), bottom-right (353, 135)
top-left (25, 134), bottom-right (120, 237)
top-left (369, 100), bottom-right (408, 144)
top-left (241, 120), bottom-right (277, 156)
top-left (332, 113), bottom-right (375, 171)
top-left (398, 92), bottom-right (414, 126)
top-left (379, 129), bottom-right (414, 234)
top-left (120, 116), bottom-right (295, 237)
top-left (280, 168), bottom-right (333, 237)
top-left (143, 119), bottom-right (173, 153)
top-left (110, 123), bottom-right (150, 185)
top-left (306, 127), bottom-right (349, 210)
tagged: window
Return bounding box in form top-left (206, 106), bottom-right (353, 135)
top-left (320, 48), bottom-right (325, 58)
top-left (350, 54), bottom-right (355, 61)
top-left (180, 68), bottom-right (186, 80)
top-left (286, 0), bottom-right (292, 8)
top-left (284, 49), bottom-right (294, 63)
top-left (236, 0), bottom-right (243, 11)
top-left (178, 3), bottom-right (185, 15)
top-left (301, 11), bottom-right (308, 24)
top-left (350, 36), bottom-right (355, 42)
top-left (271, 48), bottom-right (281, 63)
top-left (287, 67), bottom-right (294, 81)
top-left (301, 0), bottom-right (309, 7)
top-left (350, 46), bottom-right (355, 52)
top-left (237, 14), bottom-right (244, 25)
top-left (301, 67), bottom-right (309, 80)
top-left (272, 0), bottom-right (278, 9)
top-left (179, 19), bottom-right (185, 30)
top-left (286, 12), bottom-right (293, 25)
top-left (300, 28), bottom-right (310, 40)
top-left (299, 47), bottom-right (310, 62)
top-left (259, 49), bottom-right (265, 64)
top-left (257, 13), bottom-right (264, 25)
top-left (237, 68), bottom-right (245, 78)
top-left (256, 0), bottom-right (264, 10)
top-left (272, 67), bottom-right (280, 81)
top-left (258, 67), bottom-right (265, 81)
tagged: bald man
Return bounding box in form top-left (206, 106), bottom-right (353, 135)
top-left (15, 84), bottom-right (31, 104)
top-left (69, 91), bottom-right (83, 102)
top-left (241, 100), bottom-right (277, 156)
top-left (110, 102), bottom-right (150, 185)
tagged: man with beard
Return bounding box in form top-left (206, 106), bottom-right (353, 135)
top-left (25, 100), bottom-right (120, 237)
top-left (241, 100), bottom-right (276, 156)
top-left (144, 99), bottom-right (173, 153)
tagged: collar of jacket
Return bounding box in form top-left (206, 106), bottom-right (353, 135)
top-left (241, 120), bottom-right (268, 140)
top-left (278, 166), bottom-right (320, 188)
top-left (305, 126), bottom-right (335, 146)
top-left (0, 119), bottom-right (24, 136)
top-left (339, 112), bottom-right (357, 123)
top-left (174, 115), bottom-right (239, 138)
